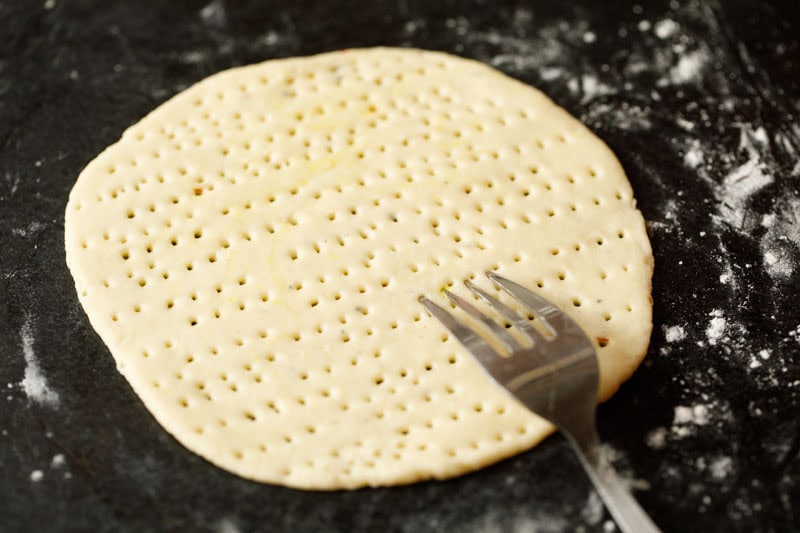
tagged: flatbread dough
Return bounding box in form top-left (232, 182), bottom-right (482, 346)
top-left (65, 48), bottom-right (653, 489)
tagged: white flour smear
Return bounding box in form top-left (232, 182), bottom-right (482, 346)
top-left (717, 157), bottom-right (772, 229)
top-left (576, 74), bottom-right (616, 103)
top-left (715, 126), bottom-right (775, 230)
top-left (759, 197), bottom-right (800, 281)
top-left (683, 140), bottom-right (704, 169)
top-left (199, 0), bottom-right (226, 28)
top-left (646, 427), bottom-right (669, 449)
top-left (674, 404), bottom-right (710, 426)
top-left (581, 491), bottom-right (605, 526)
top-left (670, 402), bottom-right (731, 440)
top-left (459, 9), bottom-right (591, 77)
top-left (11, 221), bottom-right (46, 238)
top-left (215, 518), bottom-right (241, 533)
top-left (654, 19), bottom-right (679, 39)
top-left (668, 49), bottom-right (709, 85)
top-left (19, 317), bottom-right (60, 407)
top-left (708, 456), bottom-right (734, 480)
top-left (664, 325), bottom-right (687, 343)
top-left (705, 310), bottom-right (727, 346)
top-left (676, 119), bottom-right (797, 289)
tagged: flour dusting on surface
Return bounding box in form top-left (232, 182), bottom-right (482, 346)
top-left (671, 403), bottom-right (716, 439)
top-left (664, 325), bottom-right (687, 343)
top-left (215, 518), bottom-right (240, 533)
top-left (646, 427), bottom-right (669, 449)
top-left (683, 140), bottom-right (704, 169)
top-left (654, 19), bottom-right (679, 39)
top-left (601, 443), bottom-right (651, 492)
top-left (668, 49), bottom-right (708, 85)
top-left (759, 197), bottom-right (800, 281)
top-left (19, 317), bottom-right (59, 407)
top-left (715, 126), bottom-right (775, 229)
top-left (11, 221), bottom-right (46, 238)
top-left (199, 0), bottom-right (226, 28)
top-left (581, 491), bottom-right (604, 526)
top-left (674, 404), bottom-right (710, 426)
top-left (708, 456), bottom-right (734, 480)
top-left (461, 504), bottom-right (569, 533)
top-left (51, 454), bottom-right (66, 468)
top-left (705, 310), bottom-right (726, 346)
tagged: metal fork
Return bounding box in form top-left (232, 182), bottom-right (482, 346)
top-left (420, 272), bottom-right (659, 533)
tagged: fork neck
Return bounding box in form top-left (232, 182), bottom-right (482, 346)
top-left (558, 411), bottom-right (602, 462)
top-left (560, 414), bottom-right (661, 533)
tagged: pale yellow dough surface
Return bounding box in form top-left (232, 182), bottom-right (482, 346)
top-left (65, 48), bottom-right (653, 490)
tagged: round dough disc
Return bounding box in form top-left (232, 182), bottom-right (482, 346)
top-left (65, 48), bottom-right (653, 489)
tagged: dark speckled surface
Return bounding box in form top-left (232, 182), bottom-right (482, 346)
top-left (1, 0), bottom-right (799, 531)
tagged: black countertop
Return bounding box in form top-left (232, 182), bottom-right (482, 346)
top-left (1, 0), bottom-right (798, 531)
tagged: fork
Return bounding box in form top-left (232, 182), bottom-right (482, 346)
top-left (420, 272), bottom-right (659, 533)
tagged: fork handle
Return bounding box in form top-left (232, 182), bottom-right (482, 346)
top-left (564, 418), bottom-right (660, 533)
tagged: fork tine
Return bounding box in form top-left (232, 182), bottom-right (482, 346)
top-left (464, 280), bottom-right (546, 346)
top-left (444, 290), bottom-right (522, 353)
top-left (486, 272), bottom-right (560, 336)
top-left (419, 296), bottom-right (503, 367)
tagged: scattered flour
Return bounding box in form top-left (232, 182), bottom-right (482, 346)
top-left (581, 491), bottom-right (604, 526)
top-left (669, 49), bottom-right (708, 84)
top-left (19, 317), bottom-right (60, 407)
top-left (578, 74), bottom-right (615, 103)
top-left (679, 119), bottom-right (798, 285)
top-left (538, 66), bottom-right (563, 81)
top-left (199, 0), bottom-right (226, 27)
top-left (664, 325), bottom-right (687, 343)
top-left (706, 310), bottom-right (726, 346)
top-left (179, 50), bottom-right (209, 65)
top-left (714, 126), bottom-right (775, 229)
top-left (216, 518), bottom-right (240, 533)
top-left (762, 249), bottom-right (793, 279)
top-left (717, 158), bottom-right (773, 229)
top-left (403, 20), bottom-right (423, 35)
top-left (708, 456), bottom-right (733, 480)
top-left (582, 101), bottom-right (653, 131)
top-left (646, 427), bottom-right (668, 449)
top-left (683, 140), bottom-right (704, 169)
top-left (600, 444), bottom-right (651, 491)
top-left (758, 197), bottom-right (800, 281)
top-left (674, 404), bottom-right (710, 426)
top-left (719, 263), bottom-right (733, 285)
top-left (672, 404), bottom-right (711, 438)
top-left (448, 7), bottom-right (596, 80)
top-left (51, 454), bottom-right (66, 468)
top-left (654, 19), bottom-right (679, 39)
top-left (463, 507), bottom-right (567, 532)
top-left (749, 349), bottom-right (774, 370)
top-left (11, 221), bottom-right (46, 238)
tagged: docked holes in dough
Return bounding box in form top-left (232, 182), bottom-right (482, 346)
top-left (64, 48), bottom-right (653, 490)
